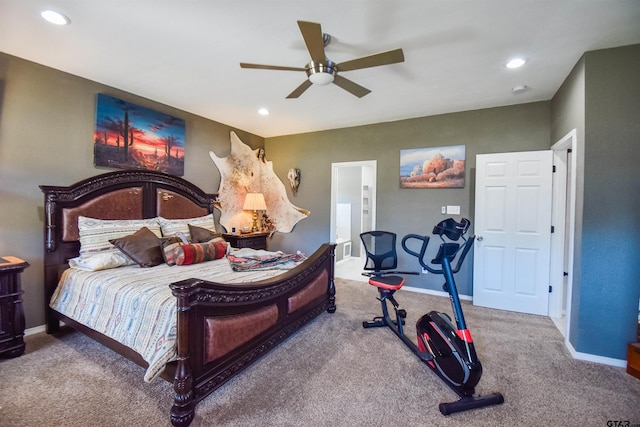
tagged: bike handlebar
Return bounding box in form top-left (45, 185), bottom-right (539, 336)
top-left (401, 233), bottom-right (475, 274)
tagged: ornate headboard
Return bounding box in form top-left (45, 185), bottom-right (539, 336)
top-left (40, 170), bottom-right (218, 330)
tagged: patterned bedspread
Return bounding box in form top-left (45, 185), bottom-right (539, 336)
top-left (50, 258), bottom-right (291, 382)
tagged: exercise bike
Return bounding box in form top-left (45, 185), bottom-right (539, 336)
top-left (360, 218), bottom-right (504, 415)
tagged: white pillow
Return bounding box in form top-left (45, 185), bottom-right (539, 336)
top-left (68, 252), bottom-right (132, 271)
top-left (77, 216), bottom-right (162, 260)
top-left (157, 214), bottom-right (215, 241)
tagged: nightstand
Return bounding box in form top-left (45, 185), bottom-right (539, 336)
top-left (0, 256), bottom-right (29, 358)
top-left (222, 232), bottom-right (269, 250)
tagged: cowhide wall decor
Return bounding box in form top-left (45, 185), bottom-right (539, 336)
top-left (209, 131), bottom-right (310, 234)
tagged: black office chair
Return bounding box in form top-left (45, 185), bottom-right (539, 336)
top-left (360, 231), bottom-right (404, 289)
top-left (360, 231), bottom-right (418, 328)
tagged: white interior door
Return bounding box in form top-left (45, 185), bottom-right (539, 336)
top-left (473, 151), bottom-right (553, 315)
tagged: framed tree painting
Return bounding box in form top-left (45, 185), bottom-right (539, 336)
top-left (93, 94), bottom-right (185, 176)
top-left (400, 145), bottom-right (465, 188)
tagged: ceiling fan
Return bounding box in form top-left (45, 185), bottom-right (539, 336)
top-left (240, 20), bottom-right (405, 99)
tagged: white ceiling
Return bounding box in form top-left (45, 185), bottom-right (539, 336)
top-left (1, 1), bottom-right (639, 138)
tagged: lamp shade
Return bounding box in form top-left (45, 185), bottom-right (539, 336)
top-left (243, 193), bottom-right (267, 211)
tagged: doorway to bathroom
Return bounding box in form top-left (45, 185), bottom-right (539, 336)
top-left (330, 160), bottom-right (377, 281)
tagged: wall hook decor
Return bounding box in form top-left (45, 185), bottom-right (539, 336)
top-left (288, 168), bottom-right (301, 195)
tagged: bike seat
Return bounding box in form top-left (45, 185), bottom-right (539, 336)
top-left (368, 275), bottom-right (405, 291)
top-left (433, 218), bottom-right (470, 241)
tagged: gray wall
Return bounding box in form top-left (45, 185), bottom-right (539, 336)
top-left (551, 56), bottom-right (587, 351)
top-left (265, 102), bottom-right (551, 295)
top-left (551, 44), bottom-right (640, 359)
top-left (0, 53), bottom-right (264, 329)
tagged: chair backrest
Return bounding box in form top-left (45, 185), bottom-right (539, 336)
top-left (360, 231), bottom-right (398, 273)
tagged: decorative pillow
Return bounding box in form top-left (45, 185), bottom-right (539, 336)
top-left (167, 241), bottom-right (228, 266)
top-left (68, 251), bottom-right (132, 271)
top-left (161, 237), bottom-right (184, 266)
top-left (109, 227), bottom-right (164, 268)
top-left (158, 214), bottom-right (215, 241)
top-left (78, 216), bottom-right (162, 260)
top-left (188, 224), bottom-right (222, 243)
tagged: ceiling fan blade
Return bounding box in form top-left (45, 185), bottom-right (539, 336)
top-left (286, 79), bottom-right (313, 99)
top-left (240, 63), bottom-right (306, 72)
top-left (337, 48), bottom-right (405, 72)
top-left (333, 75), bottom-right (371, 98)
top-left (298, 21), bottom-right (326, 63)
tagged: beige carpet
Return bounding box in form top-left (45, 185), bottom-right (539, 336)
top-left (1, 278), bottom-right (639, 426)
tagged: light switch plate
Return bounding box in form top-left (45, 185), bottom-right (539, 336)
top-left (446, 205), bottom-right (461, 215)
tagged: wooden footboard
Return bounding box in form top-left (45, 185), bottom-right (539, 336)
top-left (169, 243), bottom-right (336, 427)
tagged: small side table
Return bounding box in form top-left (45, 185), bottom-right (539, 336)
top-left (0, 256), bottom-right (28, 358)
top-left (222, 232), bottom-right (269, 250)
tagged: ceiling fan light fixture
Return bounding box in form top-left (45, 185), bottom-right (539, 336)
top-left (239, 21), bottom-right (402, 98)
top-left (308, 72), bottom-right (334, 85)
top-left (307, 61), bottom-right (336, 85)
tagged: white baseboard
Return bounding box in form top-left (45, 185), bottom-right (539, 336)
top-left (25, 324), bottom-right (47, 336)
top-left (402, 285), bottom-right (472, 301)
top-left (565, 339), bottom-right (627, 368)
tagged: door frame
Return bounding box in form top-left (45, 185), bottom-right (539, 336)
top-left (549, 129), bottom-right (578, 339)
top-left (330, 160), bottom-right (377, 253)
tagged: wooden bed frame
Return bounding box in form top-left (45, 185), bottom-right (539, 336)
top-left (40, 170), bottom-right (336, 426)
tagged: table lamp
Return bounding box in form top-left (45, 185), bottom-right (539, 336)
top-left (243, 193), bottom-right (267, 232)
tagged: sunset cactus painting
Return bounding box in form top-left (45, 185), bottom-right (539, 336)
top-left (94, 94), bottom-right (185, 176)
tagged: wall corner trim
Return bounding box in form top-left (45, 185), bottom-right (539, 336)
top-left (565, 338), bottom-right (627, 368)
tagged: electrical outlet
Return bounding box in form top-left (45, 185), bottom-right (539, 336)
top-left (446, 205), bottom-right (461, 215)
top-left (441, 206), bottom-right (446, 214)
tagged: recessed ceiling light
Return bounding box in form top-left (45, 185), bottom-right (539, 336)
top-left (41, 10), bottom-right (71, 25)
top-left (512, 85), bottom-right (529, 94)
top-left (506, 57), bottom-right (527, 69)
top-left (258, 108), bottom-right (270, 116)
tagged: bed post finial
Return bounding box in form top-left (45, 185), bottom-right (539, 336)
top-left (45, 196), bottom-right (57, 252)
top-left (171, 356), bottom-right (194, 427)
top-left (327, 244), bottom-right (336, 313)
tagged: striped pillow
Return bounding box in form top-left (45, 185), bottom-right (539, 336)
top-left (77, 216), bottom-right (162, 260)
top-left (168, 241), bottom-right (228, 266)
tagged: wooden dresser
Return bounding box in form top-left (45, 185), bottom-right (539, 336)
top-left (0, 256), bottom-right (28, 358)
